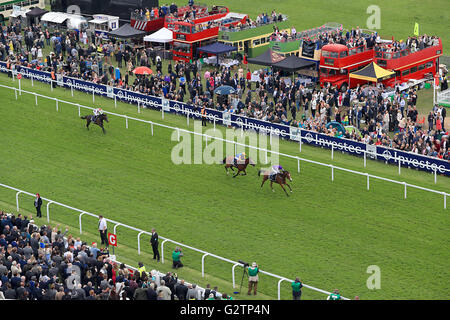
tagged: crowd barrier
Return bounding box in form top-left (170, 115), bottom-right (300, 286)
top-left (1, 61), bottom-right (449, 177)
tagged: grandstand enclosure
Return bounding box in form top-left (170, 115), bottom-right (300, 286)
top-left (0, 72), bottom-right (449, 300)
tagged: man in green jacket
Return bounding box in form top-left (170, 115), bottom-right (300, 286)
top-left (292, 277), bottom-right (303, 300)
top-left (247, 262), bottom-right (259, 296)
top-left (172, 246), bottom-right (184, 269)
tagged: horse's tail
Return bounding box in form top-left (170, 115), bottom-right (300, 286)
top-left (258, 169), bottom-right (263, 177)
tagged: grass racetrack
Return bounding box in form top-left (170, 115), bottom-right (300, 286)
top-left (0, 74), bottom-right (449, 300)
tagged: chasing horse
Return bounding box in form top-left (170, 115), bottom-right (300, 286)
top-left (258, 165), bottom-right (293, 197)
top-left (222, 152), bottom-right (256, 178)
top-left (81, 107), bottom-right (109, 134)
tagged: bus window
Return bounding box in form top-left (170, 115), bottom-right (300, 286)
top-left (402, 69), bottom-right (409, 76)
top-left (418, 63), bottom-right (426, 70)
top-left (426, 61), bottom-right (433, 69)
top-left (410, 66), bottom-right (417, 74)
top-left (253, 39), bottom-right (260, 46)
top-left (324, 58), bottom-right (334, 65)
top-left (320, 68), bottom-right (329, 76)
top-left (329, 69), bottom-right (337, 75)
top-left (377, 59), bottom-right (387, 67)
top-left (261, 37), bottom-right (266, 44)
top-left (322, 51), bottom-right (338, 58)
top-left (339, 51), bottom-right (348, 58)
top-left (340, 69), bottom-right (348, 75)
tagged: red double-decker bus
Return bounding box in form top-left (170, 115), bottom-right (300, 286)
top-left (168, 6), bottom-right (247, 62)
top-left (130, 3), bottom-right (210, 33)
top-left (319, 43), bottom-right (375, 91)
top-left (374, 38), bottom-right (443, 87)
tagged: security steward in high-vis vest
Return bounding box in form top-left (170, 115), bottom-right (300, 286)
top-left (201, 106), bottom-right (207, 127)
top-left (51, 68), bottom-right (56, 88)
top-left (138, 262), bottom-right (146, 279)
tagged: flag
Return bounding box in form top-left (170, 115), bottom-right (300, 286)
top-left (414, 22), bottom-right (419, 36)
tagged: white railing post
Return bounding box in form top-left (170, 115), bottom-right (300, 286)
top-left (213, 118), bottom-right (216, 132)
top-left (331, 165), bottom-right (334, 181)
top-left (201, 253), bottom-right (209, 277)
top-left (71, 84), bottom-right (74, 97)
top-left (137, 231), bottom-right (145, 255)
top-left (162, 107), bottom-right (164, 119)
top-left (444, 193), bottom-right (447, 209)
top-left (398, 159), bottom-right (401, 175)
top-left (46, 201), bottom-right (54, 223)
top-left (160, 239), bottom-right (169, 263)
top-left (15, 88), bottom-right (17, 100)
top-left (366, 173), bottom-right (370, 190)
top-left (114, 95), bottom-right (117, 108)
top-left (297, 158), bottom-right (300, 173)
top-left (125, 116), bottom-right (128, 129)
top-left (31, 75), bottom-right (34, 87)
top-left (79, 212), bottom-right (86, 234)
top-left (364, 152), bottom-right (366, 168)
top-left (277, 279), bottom-right (288, 300)
top-left (78, 104), bottom-right (81, 117)
top-left (113, 223), bottom-right (122, 235)
top-left (331, 145), bottom-right (334, 160)
top-left (15, 191), bottom-right (22, 212)
top-left (232, 263), bottom-right (240, 288)
top-left (177, 128), bottom-right (180, 142)
top-left (404, 182), bottom-right (407, 199)
top-left (55, 98), bottom-right (59, 111)
top-left (35, 93), bottom-right (38, 106)
top-left (434, 170), bottom-right (437, 184)
top-left (299, 138), bottom-right (302, 152)
top-left (138, 102), bottom-right (141, 113)
top-left (92, 90), bottom-right (95, 103)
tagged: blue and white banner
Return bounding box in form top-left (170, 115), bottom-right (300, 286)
top-left (1, 61), bottom-right (448, 176)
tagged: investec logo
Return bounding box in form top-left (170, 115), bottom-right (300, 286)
top-left (381, 149), bottom-right (445, 173)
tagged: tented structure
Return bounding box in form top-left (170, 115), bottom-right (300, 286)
top-left (272, 55), bottom-right (316, 72)
top-left (143, 28), bottom-right (173, 43)
top-left (198, 42), bottom-right (238, 65)
top-left (349, 62), bottom-right (395, 82)
top-left (108, 23), bottom-right (146, 39)
top-left (247, 48), bottom-right (285, 66)
top-left (25, 7), bottom-right (48, 19)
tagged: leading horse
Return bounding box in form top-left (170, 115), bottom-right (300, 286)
top-left (80, 114), bottom-right (109, 134)
top-left (258, 169), bottom-right (293, 197)
top-left (222, 156), bottom-right (256, 178)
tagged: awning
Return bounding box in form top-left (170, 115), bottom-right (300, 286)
top-left (247, 48), bottom-right (286, 67)
top-left (198, 42), bottom-right (237, 55)
top-left (143, 27), bottom-right (173, 43)
top-left (89, 18), bottom-right (108, 25)
top-left (108, 23), bottom-right (146, 39)
top-left (25, 7), bottom-right (48, 18)
top-left (349, 62), bottom-right (395, 82)
top-left (40, 12), bottom-right (69, 24)
top-left (10, 9), bottom-right (30, 18)
top-left (272, 55), bottom-right (316, 72)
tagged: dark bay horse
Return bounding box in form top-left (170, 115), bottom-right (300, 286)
top-left (222, 156), bottom-right (256, 178)
top-left (258, 169), bottom-right (293, 197)
top-left (80, 114), bottom-right (109, 134)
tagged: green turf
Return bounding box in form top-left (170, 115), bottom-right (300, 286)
top-left (0, 73), bottom-right (449, 300)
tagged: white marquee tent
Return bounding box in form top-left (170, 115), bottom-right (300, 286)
top-left (143, 27), bottom-right (173, 43)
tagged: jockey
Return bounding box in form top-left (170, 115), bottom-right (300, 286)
top-left (93, 107), bottom-right (103, 122)
top-left (234, 152), bottom-right (246, 166)
top-left (271, 165), bottom-right (284, 177)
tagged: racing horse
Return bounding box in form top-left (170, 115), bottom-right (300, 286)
top-left (222, 156), bottom-right (256, 178)
top-left (258, 169), bottom-right (293, 197)
top-left (80, 114), bottom-right (109, 134)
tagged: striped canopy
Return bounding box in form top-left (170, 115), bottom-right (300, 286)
top-left (349, 62), bottom-right (395, 82)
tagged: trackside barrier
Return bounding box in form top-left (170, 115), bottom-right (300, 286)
top-left (0, 67), bottom-right (449, 178)
top-left (0, 182), bottom-right (350, 300)
top-left (2, 84), bottom-right (448, 209)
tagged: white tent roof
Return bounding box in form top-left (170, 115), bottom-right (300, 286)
top-left (89, 18), bottom-right (108, 24)
top-left (41, 12), bottom-right (69, 24)
top-left (143, 27), bottom-right (173, 43)
top-left (10, 9), bottom-right (30, 18)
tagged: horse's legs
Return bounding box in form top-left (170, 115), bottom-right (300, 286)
top-left (279, 183), bottom-right (289, 197)
top-left (233, 169), bottom-right (240, 178)
top-left (242, 169), bottom-right (247, 176)
top-left (101, 125), bottom-right (106, 134)
top-left (261, 176), bottom-right (267, 188)
top-left (225, 166), bottom-right (229, 175)
top-left (86, 120), bottom-right (90, 130)
top-left (270, 181), bottom-right (274, 192)
top-left (285, 183), bottom-right (293, 193)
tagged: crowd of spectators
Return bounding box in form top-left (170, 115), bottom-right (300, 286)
top-left (375, 35), bottom-right (441, 55)
top-left (0, 19), bottom-right (448, 161)
top-left (0, 210), bottom-right (232, 300)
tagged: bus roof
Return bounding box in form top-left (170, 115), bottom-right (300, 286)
top-left (321, 43), bottom-right (348, 52)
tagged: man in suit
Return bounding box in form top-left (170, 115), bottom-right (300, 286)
top-left (150, 228), bottom-right (160, 262)
top-left (98, 215), bottom-right (108, 247)
top-left (34, 193), bottom-right (42, 218)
